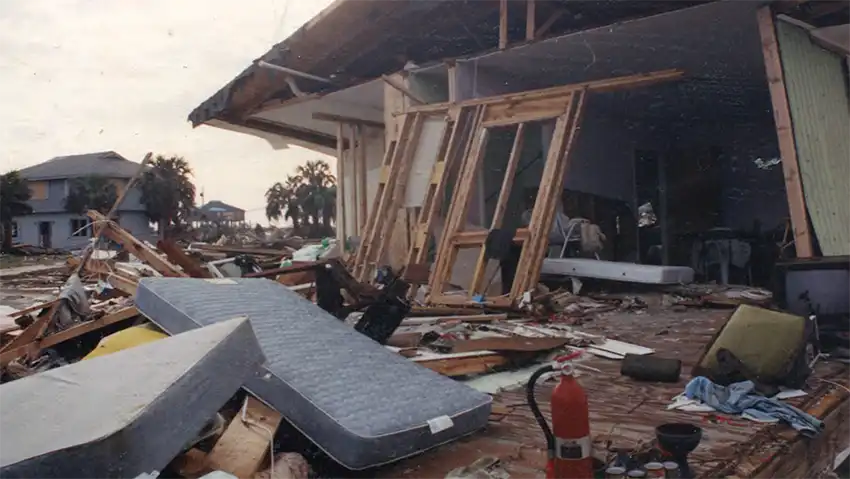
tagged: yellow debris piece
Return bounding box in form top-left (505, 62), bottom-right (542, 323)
top-left (82, 323), bottom-right (168, 360)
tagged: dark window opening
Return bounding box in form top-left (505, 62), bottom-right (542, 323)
top-left (70, 219), bottom-right (91, 237)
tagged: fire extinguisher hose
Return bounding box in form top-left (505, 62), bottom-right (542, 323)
top-left (526, 364), bottom-right (556, 455)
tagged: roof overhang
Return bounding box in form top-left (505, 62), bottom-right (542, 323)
top-left (191, 0), bottom-right (847, 153)
top-left (188, 0), bottom-right (719, 129)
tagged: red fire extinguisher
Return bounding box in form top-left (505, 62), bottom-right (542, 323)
top-left (527, 351), bottom-right (593, 479)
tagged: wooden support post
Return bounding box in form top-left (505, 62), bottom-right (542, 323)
top-left (447, 62), bottom-right (458, 103)
top-left (381, 75), bottom-right (426, 105)
top-left (357, 125), bottom-right (368, 233)
top-left (430, 110), bottom-right (490, 297)
top-left (526, 0), bottom-right (536, 41)
top-left (521, 91), bottom-right (587, 295)
top-left (205, 396), bottom-right (283, 478)
top-left (499, 0), bottom-right (509, 50)
top-left (336, 123), bottom-right (347, 247)
top-left (349, 124), bottom-right (359, 235)
top-left (756, 6), bottom-right (813, 258)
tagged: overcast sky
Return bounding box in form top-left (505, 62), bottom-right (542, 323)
top-left (0, 0), bottom-right (334, 224)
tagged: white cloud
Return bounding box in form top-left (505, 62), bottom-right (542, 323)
top-left (0, 0), bottom-right (335, 224)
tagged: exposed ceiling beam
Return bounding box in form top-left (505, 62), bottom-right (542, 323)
top-left (238, 117), bottom-right (343, 150)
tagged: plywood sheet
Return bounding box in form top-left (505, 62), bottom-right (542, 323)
top-left (777, 19), bottom-right (850, 256)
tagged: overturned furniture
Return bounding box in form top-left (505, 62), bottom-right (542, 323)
top-left (134, 277), bottom-right (493, 470)
top-left (351, 69), bottom-right (685, 307)
top-left (0, 317), bottom-right (264, 479)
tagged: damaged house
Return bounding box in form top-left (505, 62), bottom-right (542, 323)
top-left (182, 0), bottom-right (850, 477)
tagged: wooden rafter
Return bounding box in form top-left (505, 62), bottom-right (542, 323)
top-left (499, 0), bottom-right (509, 50)
top-left (404, 69), bottom-right (684, 116)
top-left (535, 9), bottom-right (565, 39)
top-left (381, 75), bottom-right (426, 105)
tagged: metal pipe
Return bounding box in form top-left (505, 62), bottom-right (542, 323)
top-left (255, 60), bottom-right (333, 84)
top-left (284, 75), bottom-right (308, 98)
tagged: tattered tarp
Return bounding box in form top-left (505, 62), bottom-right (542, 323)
top-left (0, 317), bottom-right (264, 479)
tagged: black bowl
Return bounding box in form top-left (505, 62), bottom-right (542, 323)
top-left (655, 423), bottom-right (703, 457)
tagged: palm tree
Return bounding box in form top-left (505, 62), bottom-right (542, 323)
top-left (265, 175), bottom-right (304, 228)
top-left (138, 155), bottom-right (196, 239)
top-left (295, 160), bottom-right (336, 230)
top-left (0, 171), bottom-right (33, 252)
top-left (64, 175), bottom-right (118, 216)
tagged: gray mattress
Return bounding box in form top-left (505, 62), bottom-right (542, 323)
top-left (135, 277), bottom-right (492, 470)
top-left (0, 317), bottom-right (264, 479)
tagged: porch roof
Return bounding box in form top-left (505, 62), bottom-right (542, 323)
top-left (187, 0), bottom-right (714, 130)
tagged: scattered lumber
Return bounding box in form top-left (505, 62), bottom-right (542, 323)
top-left (88, 210), bottom-right (187, 278)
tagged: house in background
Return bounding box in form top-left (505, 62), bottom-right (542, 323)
top-left (13, 151), bottom-right (155, 250)
top-left (190, 200), bottom-right (246, 226)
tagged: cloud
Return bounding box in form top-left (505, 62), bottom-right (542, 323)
top-left (0, 0), bottom-right (334, 224)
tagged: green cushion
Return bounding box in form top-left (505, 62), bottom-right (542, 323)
top-left (698, 305), bottom-right (805, 383)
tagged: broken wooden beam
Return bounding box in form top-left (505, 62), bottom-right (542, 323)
top-left (74, 152), bottom-right (152, 276)
top-left (88, 210), bottom-right (188, 278)
top-left (381, 75), bottom-right (426, 105)
top-left (157, 239), bottom-right (212, 278)
top-left (414, 353), bottom-right (509, 377)
top-left (0, 307), bottom-right (139, 367)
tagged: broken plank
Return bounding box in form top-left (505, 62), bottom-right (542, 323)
top-left (401, 313), bottom-right (509, 326)
top-left (73, 152), bottom-right (152, 277)
top-left (88, 210), bottom-right (187, 278)
top-left (190, 244), bottom-right (292, 257)
top-left (205, 395), bottom-right (283, 478)
top-left (381, 74), bottom-right (425, 105)
top-left (451, 336), bottom-right (569, 353)
top-left (0, 306), bottom-right (139, 367)
top-left (4, 299), bottom-right (60, 319)
top-left (157, 239), bottom-right (212, 278)
top-left (414, 353), bottom-right (509, 377)
top-left (107, 273), bottom-right (139, 296)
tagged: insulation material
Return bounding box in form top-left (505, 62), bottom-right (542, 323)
top-left (777, 19), bottom-right (850, 256)
top-left (0, 317), bottom-right (264, 479)
top-left (404, 117), bottom-right (447, 207)
top-left (134, 278), bottom-right (492, 470)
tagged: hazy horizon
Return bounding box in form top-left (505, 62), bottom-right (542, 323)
top-left (0, 0), bottom-right (335, 225)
